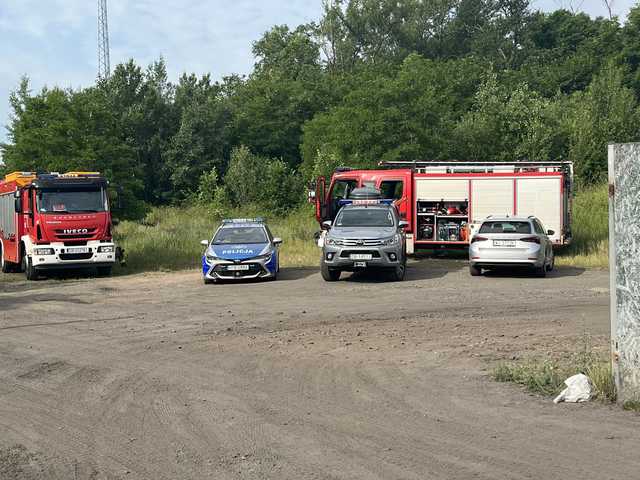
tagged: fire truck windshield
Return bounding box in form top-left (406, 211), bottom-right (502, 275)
top-left (37, 188), bottom-right (107, 214)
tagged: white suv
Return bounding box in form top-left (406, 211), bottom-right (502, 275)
top-left (469, 216), bottom-right (555, 277)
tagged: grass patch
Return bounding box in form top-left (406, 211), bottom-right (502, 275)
top-left (492, 337), bottom-right (616, 403)
top-left (114, 204), bottom-right (319, 273)
top-left (556, 183), bottom-right (608, 268)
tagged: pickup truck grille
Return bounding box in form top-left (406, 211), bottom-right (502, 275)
top-left (333, 238), bottom-right (384, 247)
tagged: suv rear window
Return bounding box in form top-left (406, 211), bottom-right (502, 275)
top-left (479, 221), bottom-right (532, 234)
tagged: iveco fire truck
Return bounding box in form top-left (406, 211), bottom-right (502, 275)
top-left (311, 161), bottom-right (573, 254)
top-left (0, 171), bottom-right (118, 280)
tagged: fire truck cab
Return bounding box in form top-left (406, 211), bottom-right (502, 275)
top-left (0, 171), bottom-right (118, 280)
top-left (312, 161), bottom-right (573, 254)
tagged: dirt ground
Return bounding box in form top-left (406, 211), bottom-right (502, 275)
top-left (0, 259), bottom-right (638, 480)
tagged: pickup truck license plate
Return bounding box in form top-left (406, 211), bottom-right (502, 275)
top-left (226, 264), bottom-right (250, 271)
top-left (350, 253), bottom-right (373, 260)
top-left (66, 247), bottom-right (89, 254)
top-left (493, 240), bottom-right (516, 247)
top-left (353, 261), bottom-right (367, 267)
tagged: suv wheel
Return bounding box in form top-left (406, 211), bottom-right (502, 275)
top-left (321, 261), bottom-right (341, 281)
top-left (469, 264), bottom-right (482, 276)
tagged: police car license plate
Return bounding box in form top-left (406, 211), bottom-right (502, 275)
top-left (350, 253), bottom-right (373, 260)
top-left (493, 240), bottom-right (516, 247)
top-left (226, 265), bottom-right (250, 271)
top-left (66, 247), bottom-right (89, 254)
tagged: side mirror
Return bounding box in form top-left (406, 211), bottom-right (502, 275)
top-left (398, 220), bottom-right (409, 229)
top-left (322, 220), bottom-right (332, 230)
top-left (273, 237), bottom-right (283, 245)
top-left (547, 230), bottom-right (555, 236)
top-left (200, 240), bottom-right (209, 247)
top-left (14, 196), bottom-right (22, 214)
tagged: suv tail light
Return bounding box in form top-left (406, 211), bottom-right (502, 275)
top-left (471, 236), bottom-right (488, 243)
top-left (520, 236), bottom-right (541, 244)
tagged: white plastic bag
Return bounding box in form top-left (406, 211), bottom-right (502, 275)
top-left (553, 373), bottom-right (592, 404)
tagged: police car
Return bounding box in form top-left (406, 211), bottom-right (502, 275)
top-left (200, 218), bottom-right (282, 284)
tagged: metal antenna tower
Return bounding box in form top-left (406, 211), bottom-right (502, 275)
top-left (97, 0), bottom-right (111, 79)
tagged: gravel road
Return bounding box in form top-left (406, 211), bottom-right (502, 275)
top-left (0, 259), bottom-right (637, 479)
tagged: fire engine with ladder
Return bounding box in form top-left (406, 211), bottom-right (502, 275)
top-left (311, 161), bottom-right (573, 254)
top-left (0, 171), bottom-right (120, 280)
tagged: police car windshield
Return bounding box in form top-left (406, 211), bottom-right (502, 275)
top-left (213, 226), bottom-right (267, 244)
top-left (335, 208), bottom-right (394, 227)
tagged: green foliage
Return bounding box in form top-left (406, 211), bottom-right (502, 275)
top-left (223, 146), bottom-right (303, 215)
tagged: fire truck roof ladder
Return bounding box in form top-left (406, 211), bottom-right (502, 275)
top-left (379, 160), bottom-right (573, 177)
top-left (4, 171), bottom-right (37, 187)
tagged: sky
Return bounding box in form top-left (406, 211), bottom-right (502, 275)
top-left (0, 0), bottom-right (637, 150)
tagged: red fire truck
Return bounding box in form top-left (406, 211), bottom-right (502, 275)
top-left (312, 161), bottom-right (573, 254)
top-left (0, 171), bottom-right (119, 280)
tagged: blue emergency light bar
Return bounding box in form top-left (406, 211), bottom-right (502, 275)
top-left (338, 199), bottom-right (394, 207)
top-left (222, 217), bottom-right (265, 224)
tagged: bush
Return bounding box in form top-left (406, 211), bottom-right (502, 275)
top-left (224, 146), bottom-right (303, 215)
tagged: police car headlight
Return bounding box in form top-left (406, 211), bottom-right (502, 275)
top-left (98, 246), bottom-right (114, 253)
top-left (253, 252), bottom-right (273, 261)
top-left (205, 252), bottom-right (218, 263)
top-left (34, 248), bottom-right (55, 255)
top-left (382, 234), bottom-right (400, 246)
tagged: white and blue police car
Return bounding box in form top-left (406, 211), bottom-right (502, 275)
top-left (200, 218), bottom-right (282, 284)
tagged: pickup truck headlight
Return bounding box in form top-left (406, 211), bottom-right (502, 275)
top-left (98, 246), bottom-right (114, 253)
top-left (34, 248), bottom-right (55, 255)
top-left (326, 237), bottom-right (340, 246)
top-left (382, 234), bottom-right (400, 246)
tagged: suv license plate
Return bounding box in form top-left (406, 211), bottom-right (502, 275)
top-left (227, 265), bottom-right (250, 271)
top-left (493, 240), bottom-right (516, 247)
top-left (353, 261), bottom-right (367, 267)
top-left (66, 247), bottom-right (89, 254)
top-left (350, 254), bottom-right (373, 260)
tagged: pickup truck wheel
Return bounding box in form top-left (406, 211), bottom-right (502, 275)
top-left (23, 256), bottom-right (39, 281)
top-left (469, 264), bottom-right (482, 276)
top-left (321, 262), bottom-right (340, 281)
top-left (389, 263), bottom-right (406, 281)
top-left (96, 266), bottom-right (112, 277)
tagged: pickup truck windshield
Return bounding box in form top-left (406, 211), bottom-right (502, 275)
top-left (335, 208), bottom-right (394, 227)
top-left (213, 227), bottom-right (267, 244)
top-left (37, 188), bottom-right (107, 213)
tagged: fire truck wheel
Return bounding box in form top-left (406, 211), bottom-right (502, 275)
top-left (1, 246), bottom-right (13, 273)
top-left (96, 266), bottom-right (112, 277)
top-left (23, 256), bottom-right (39, 281)
top-left (469, 264), bottom-right (482, 276)
top-left (320, 261), bottom-right (341, 281)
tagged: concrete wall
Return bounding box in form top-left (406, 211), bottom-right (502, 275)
top-left (608, 143), bottom-right (640, 404)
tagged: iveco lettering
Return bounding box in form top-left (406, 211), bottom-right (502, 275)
top-left (200, 218), bottom-right (282, 284)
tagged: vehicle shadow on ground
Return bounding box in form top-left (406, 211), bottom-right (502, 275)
top-left (481, 266), bottom-right (586, 278)
top-left (341, 262), bottom-right (456, 283)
